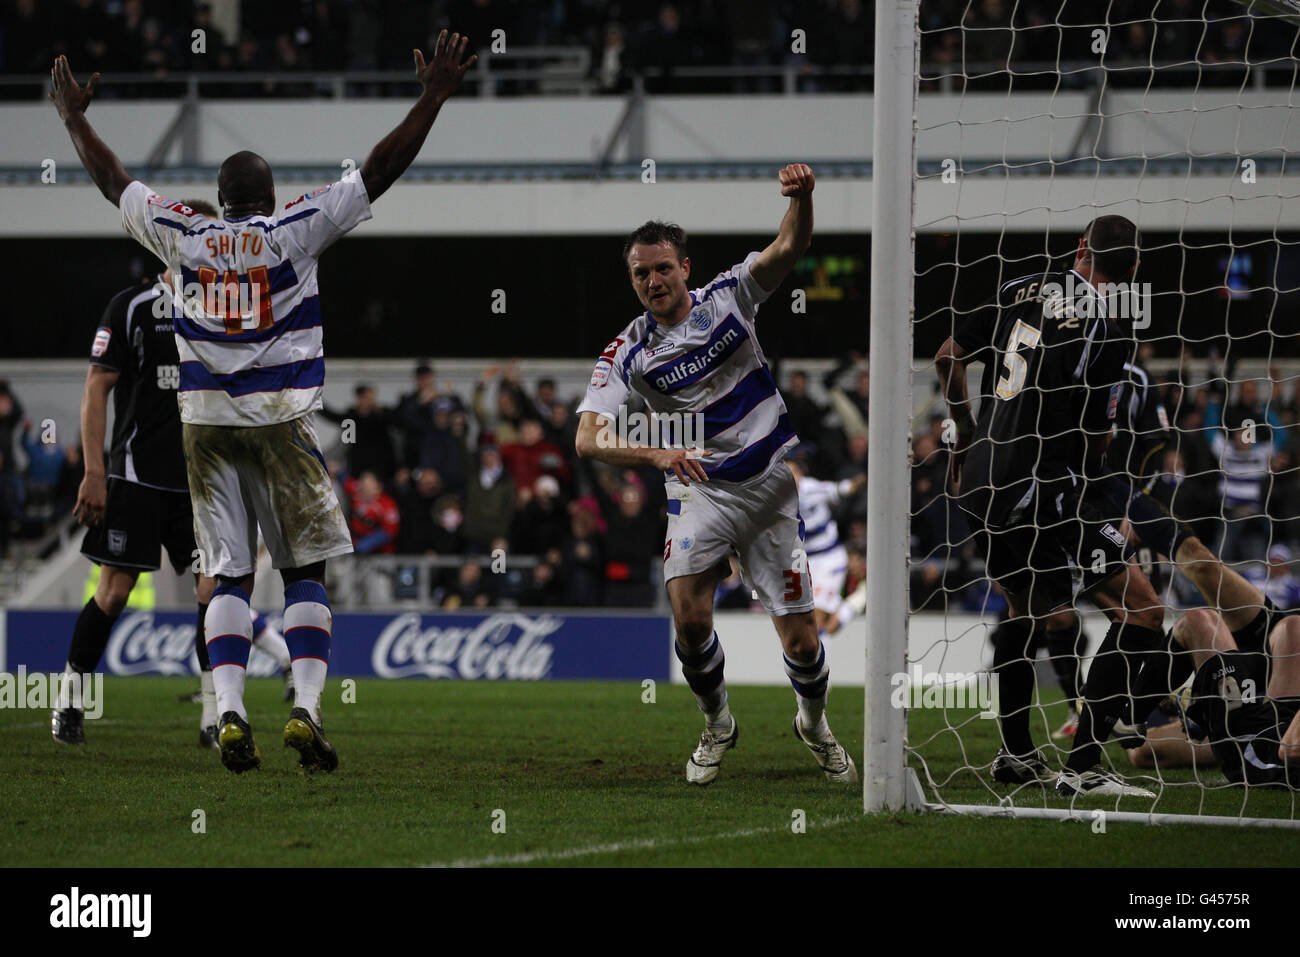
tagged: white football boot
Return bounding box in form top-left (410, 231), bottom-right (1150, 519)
top-left (793, 714), bottom-right (859, 784)
top-left (686, 717), bottom-right (739, 785)
top-left (1056, 767), bottom-right (1156, 798)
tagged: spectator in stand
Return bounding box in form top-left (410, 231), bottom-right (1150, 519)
top-left (599, 479), bottom-right (661, 607)
top-left (782, 370), bottom-right (825, 451)
top-left (1246, 544), bottom-right (1300, 611)
top-left (0, 384), bottom-right (25, 552)
top-left (510, 474), bottom-right (568, 555)
top-left (519, 558), bottom-right (563, 606)
top-left (394, 466), bottom-right (445, 554)
top-left (429, 494), bottom-right (467, 558)
top-left (464, 444), bottom-right (514, 553)
top-left (64, 0), bottom-right (111, 73)
top-left (1209, 422), bottom-right (1273, 567)
top-left (322, 384), bottom-right (399, 485)
top-left (560, 499), bottom-right (605, 605)
top-left (1213, 379), bottom-right (1286, 453)
top-left (531, 378), bottom-right (563, 429)
top-left (186, 3), bottom-right (228, 71)
top-left (501, 418), bottom-right (571, 493)
top-left (20, 419), bottom-right (66, 515)
top-left (444, 558), bottom-right (494, 609)
top-left (595, 21), bottom-right (630, 94)
top-left (2, 0), bottom-right (51, 76)
top-left (397, 362), bottom-right (462, 482)
top-left (342, 470), bottom-right (400, 555)
top-left (634, 3), bottom-right (694, 93)
top-left (473, 363), bottom-right (527, 446)
top-left (828, 0), bottom-right (873, 86)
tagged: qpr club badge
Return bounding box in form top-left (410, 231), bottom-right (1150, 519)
top-left (690, 309), bottom-right (711, 332)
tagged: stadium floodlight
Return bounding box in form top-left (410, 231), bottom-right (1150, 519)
top-left (868, 0), bottom-right (1300, 827)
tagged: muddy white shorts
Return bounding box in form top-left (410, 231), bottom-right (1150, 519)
top-left (663, 461), bottom-right (814, 616)
top-left (182, 413), bottom-right (352, 578)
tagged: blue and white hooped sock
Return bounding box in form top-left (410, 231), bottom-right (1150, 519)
top-left (283, 581), bottom-right (332, 725)
top-left (675, 631), bottom-right (731, 731)
top-left (784, 639), bottom-right (831, 739)
top-left (206, 584), bottom-right (253, 721)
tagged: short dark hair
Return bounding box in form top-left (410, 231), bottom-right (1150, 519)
top-left (1081, 215), bottom-right (1139, 280)
top-left (179, 198), bottom-right (219, 218)
top-left (623, 220), bottom-right (688, 265)
top-left (217, 150), bottom-right (274, 211)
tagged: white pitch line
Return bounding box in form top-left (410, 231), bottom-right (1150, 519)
top-left (422, 811), bottom-right (862, 868)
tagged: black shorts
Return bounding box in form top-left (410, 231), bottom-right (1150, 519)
top-left (1189, 649), bottom-right (1300, 786)
top-left (81, 478), bottom-right (196, 575)
top-left (965, 481), bottom-right (1129, 612)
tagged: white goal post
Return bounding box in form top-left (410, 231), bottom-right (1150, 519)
top-left (866, 0), bottom-right (1300, 827)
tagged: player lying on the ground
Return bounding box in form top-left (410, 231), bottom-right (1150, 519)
top-left (784, 449), bottom-right (865, 637)
top-left (1136, 565), bottom-right (1300, 786)
top-left (50, 31), bottom-right (476, 773)
top-left (52, 245), bottom-right (290, 750)
top-left (935, 214), bottom-right (1165, 797)
top-left (1090, 489), bottom-right (1300, 785)
top-left (575, 164), bottom-right (859, 786)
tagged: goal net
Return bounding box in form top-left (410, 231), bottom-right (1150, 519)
top-left (870, 0), bottom-right (1300, 826)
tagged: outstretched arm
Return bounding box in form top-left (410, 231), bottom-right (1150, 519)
top-left (360, 31), bottom-right (477, 203)
top-left (749, 163), bottom-right (815, 291)
top-left (50, 55), bottom-right (133, 206)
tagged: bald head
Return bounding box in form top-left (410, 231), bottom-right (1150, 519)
top-left (217, 151), bottom-right (275, 216)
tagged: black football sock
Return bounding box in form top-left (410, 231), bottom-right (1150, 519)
top-left (1128, 630), bottom-right (1194, 724)
top-left (1044, 614), bottom-right (1085, 706)
top-left (991, 617), bottom-right (1037, 756)
top-left (67, 596), bottom-right (120, 674)
top-left (1067, 622), bottom-right (1164, 772)
top-left (195, 602), bottom-right (211, 671)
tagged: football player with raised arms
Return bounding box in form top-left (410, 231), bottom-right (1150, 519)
top-left (53, 209), bottom-right (293, 751)
top-left (50, 32), bottom-right (476, 773)
top-left (575, 164), bottom-right (858, 786)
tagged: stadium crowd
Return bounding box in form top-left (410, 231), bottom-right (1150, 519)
top-left (323, 358), bottom-right (868, 609)
top-left (0, 380), bottom-right (86, 560)
top-left (3, 0), bottom-right (1291, 96)
top-left (0, 0), bottom-right (873, 94)
top-left (910, 351), bottom-right (1300, 615)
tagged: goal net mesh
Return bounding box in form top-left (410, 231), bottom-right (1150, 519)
top-left (906, 0), bottom-right (1300, 822)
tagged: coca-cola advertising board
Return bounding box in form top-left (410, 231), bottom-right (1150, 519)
top-left (1, 610), bottom-right (672, 681)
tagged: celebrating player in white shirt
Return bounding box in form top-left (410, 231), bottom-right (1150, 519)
top-left (51, 34), bottom-right (476, 774)
top-left (575, 164), bottom-right (858, 786)
top-left (785, 451), bottom-right (865, 637)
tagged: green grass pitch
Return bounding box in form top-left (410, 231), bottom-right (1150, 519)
top-left (3, 678), bottom-right (1298, 867)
